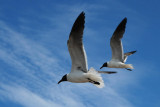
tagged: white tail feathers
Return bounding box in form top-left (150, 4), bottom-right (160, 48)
top-left (124, 64), bottom-right (134, 69)
top-left (88, 67), bottom-right (104, 88)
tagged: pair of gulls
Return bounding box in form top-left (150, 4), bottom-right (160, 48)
top-left (58, 12), bottom-right (136, 88)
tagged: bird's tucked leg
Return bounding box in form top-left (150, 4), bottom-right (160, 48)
top-left (88, 78), bottom-right (100, 85)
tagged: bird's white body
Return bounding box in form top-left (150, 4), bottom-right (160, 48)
top-left (107, 60), bottom-right (133, 69)
top-left (67, 67), bottom-right (104, 88)
top-left (67, 71), bottom-right (88, 83)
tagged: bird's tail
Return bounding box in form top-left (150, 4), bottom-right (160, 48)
top-left (88, 67), bottom-right (104, 88)
top-left (124, 64), bottom-right (134, 69)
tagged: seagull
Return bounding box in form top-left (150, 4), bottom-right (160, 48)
top-left (58, 12), bottom-right (116, 88)
top-left (100, 18), bottom-right (136, 71)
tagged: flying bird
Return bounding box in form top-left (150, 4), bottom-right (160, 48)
top-left (100, 18), bottom-right (136, 71)
top-left (58, 12), bottom-right (116, 88)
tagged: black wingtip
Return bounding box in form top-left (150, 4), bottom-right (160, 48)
top-left (98, 71), bottom-right (117, 74)
top-left (70, 11), bottom-right (85, 33)
top-left (108, 71), bottom-right (117, 74)
top-left (121, 17), bottom-right (127, 25)
top-left (113, 17), bottom-right (127, 36)
top-left (79, 11), bottom-right (85, 18)
top-left (131, 50), bottom-right (137, 54)
top-left (81, 11), bottom-right (85, 15)
top-left (75, 11), bottom-right (85, 20)
top-left (129, 50), bottom-right (137, 55)
top-left (122, 17), bottom-right (127, 24)
top-left (124, 17), bottom-right (127, 21)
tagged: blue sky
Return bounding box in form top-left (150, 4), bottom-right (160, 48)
top-left (0, 0), bottom-right (160, 107)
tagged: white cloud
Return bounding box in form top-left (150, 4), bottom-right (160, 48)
top-left (0, 84), bottom-right (61, 107)
top-left (0, 83), bottom-right (88, 107)
top-left (0, 3), bottom-right (138, 107)
top-left (0, 21), bottom-right (86, 107)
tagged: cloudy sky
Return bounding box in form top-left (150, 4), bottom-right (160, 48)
top-left (0, 0), bottom-right (160, 107)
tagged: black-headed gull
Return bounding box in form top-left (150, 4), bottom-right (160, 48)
top-left (100, 18), bottom-right (136, 71)
top-left (58, 12), bottom-right (116, 88)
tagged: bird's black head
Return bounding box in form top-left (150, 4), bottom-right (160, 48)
top-left (58, 74), bottom-right (67, 84)
top-left (100, 62), bottom-right (108, 69)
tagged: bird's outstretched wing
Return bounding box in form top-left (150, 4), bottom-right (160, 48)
top-left (67, 12), bottom-right (88, 73)
top-left (98, 71), bottom-right (117, 74)
top-left (110, 18), bottom-right (127, 62)
top-left (123, 50), bottom-right (136, 63)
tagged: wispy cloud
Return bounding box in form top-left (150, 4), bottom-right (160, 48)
top-left (0, 19), bottom-right (135, 107)
top-left (0, 84), bottom-right (61, 107)
top-left (0, 21), bottom-right (86, 107)
top-left (0, 1), bottom-right (143, 107)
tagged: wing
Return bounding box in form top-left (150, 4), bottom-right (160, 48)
top-left (67, 12), bottom-right (88, 73)
top-left (110, 18), bottom-right (127, 62)
top-left (123, 50), bottom-right (136, 63)
top-left (98, 71), bottom-right (117, 74)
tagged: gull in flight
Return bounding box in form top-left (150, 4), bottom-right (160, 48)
top-left (58, 12), bottom-right (116, 88)
top-left (100, 18), bottom-right (136, 71)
